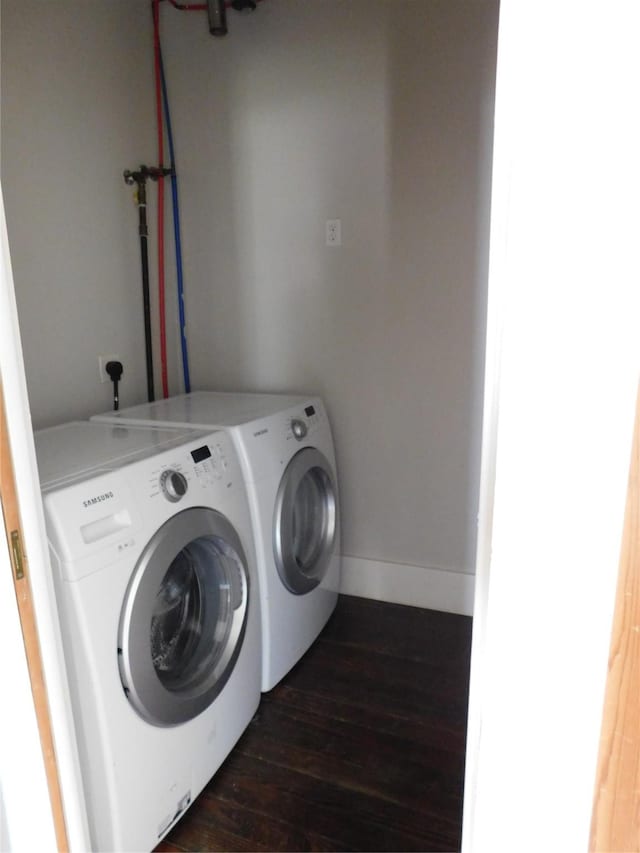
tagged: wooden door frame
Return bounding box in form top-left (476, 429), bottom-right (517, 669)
top-left (590, 385), bottom-right (640, 850)
top-left (0, 378), bottom-right (68, 850)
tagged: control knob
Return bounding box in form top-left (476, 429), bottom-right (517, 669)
top-left (160, 469), bottom-right (188, 502)
top-left (291, 418), bottom-right (308, 441)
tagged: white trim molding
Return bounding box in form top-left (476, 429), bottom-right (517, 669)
top-left (339, 555), bottom-right (475, 617)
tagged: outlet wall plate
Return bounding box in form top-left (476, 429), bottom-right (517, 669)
top-left (325, 219), bottom-right (342, 246)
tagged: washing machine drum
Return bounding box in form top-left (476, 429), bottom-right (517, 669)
top-left (273, 447), bottom-right (338, 595)
top-left (118, 507), bottom-right (249, 727)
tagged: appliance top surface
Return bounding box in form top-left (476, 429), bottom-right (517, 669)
top-left (95, 390), bottom-right (313, 428)
top-left (34, 420), bottom-right (211, 488)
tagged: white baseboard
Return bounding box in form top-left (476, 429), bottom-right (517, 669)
top-left (339, 555), bottom-right (475, 616)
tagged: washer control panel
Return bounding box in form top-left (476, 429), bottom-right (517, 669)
top-left (159, 469), bottom-right (188, 502)
top-left (153, 440), bottom-right (232, 502)
top-left (193, 442), bottom-right (228, 483)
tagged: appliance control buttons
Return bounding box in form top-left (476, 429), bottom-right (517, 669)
top-left (160, 469), bottom-right (188, 502)
top-left (216, 443), bottom-right (228, 470)
top-left (291, 418), bottom-right (308, 441)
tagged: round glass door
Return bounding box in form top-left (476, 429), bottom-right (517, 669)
top-left (273, 448), bottom-right (338, 595)
top-left (118, 507), bottom-right (249, 727)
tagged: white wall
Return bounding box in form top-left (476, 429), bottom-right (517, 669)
top-left (1, 1), bottom-right (498, 611)
top-left (463, 1), bottom-right (640, 849)
top-left (0, 0), bottom-right (177, 429)
top-left (162, 0), bottom-right (499, 599)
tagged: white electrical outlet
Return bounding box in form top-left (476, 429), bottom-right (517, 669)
top-left (325, 219), bottom-right (342, 246)
top-left (98, 354), bottom-right (121, 383)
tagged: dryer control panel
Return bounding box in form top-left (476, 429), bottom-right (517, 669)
top-left (286, 403), bottom-right (322, 443)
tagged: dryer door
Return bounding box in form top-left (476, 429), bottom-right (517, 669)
top-left (118, 507), bottom-right (249, 727)
top-left (273, 447), bottom-right (338, 595)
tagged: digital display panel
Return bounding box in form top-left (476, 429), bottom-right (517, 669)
top-left (191, 445), bottom-right (212, 463)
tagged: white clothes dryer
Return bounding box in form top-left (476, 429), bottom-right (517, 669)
top-left (35, 421), bottom-right (261, 851)
top-left (92, 391), bottom-right (341, 691)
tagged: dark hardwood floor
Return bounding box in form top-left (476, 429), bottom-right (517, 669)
top-left (157, 595), bottom-right (472, 853)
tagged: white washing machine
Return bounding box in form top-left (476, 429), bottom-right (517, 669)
top-left (92, 391), bottom-right (341, 691)
top-left (34, 421), bottom-right (261, 851)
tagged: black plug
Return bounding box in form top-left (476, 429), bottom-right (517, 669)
top-left (105, 361), bottom-right (123, 411)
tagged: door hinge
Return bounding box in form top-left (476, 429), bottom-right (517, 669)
top-left (10, 529), bottom-right (25, 580)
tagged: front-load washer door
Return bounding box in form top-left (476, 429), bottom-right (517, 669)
top-left (118, 507), bottom-right (249, 727)
top-left (273, 447), bottom-right (338, 595)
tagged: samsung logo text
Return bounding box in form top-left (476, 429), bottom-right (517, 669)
top-left (83, 491), bottom-right (114, 508)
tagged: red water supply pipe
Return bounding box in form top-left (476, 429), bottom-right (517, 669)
top-left (153, 0), bottom-right (169, 398)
